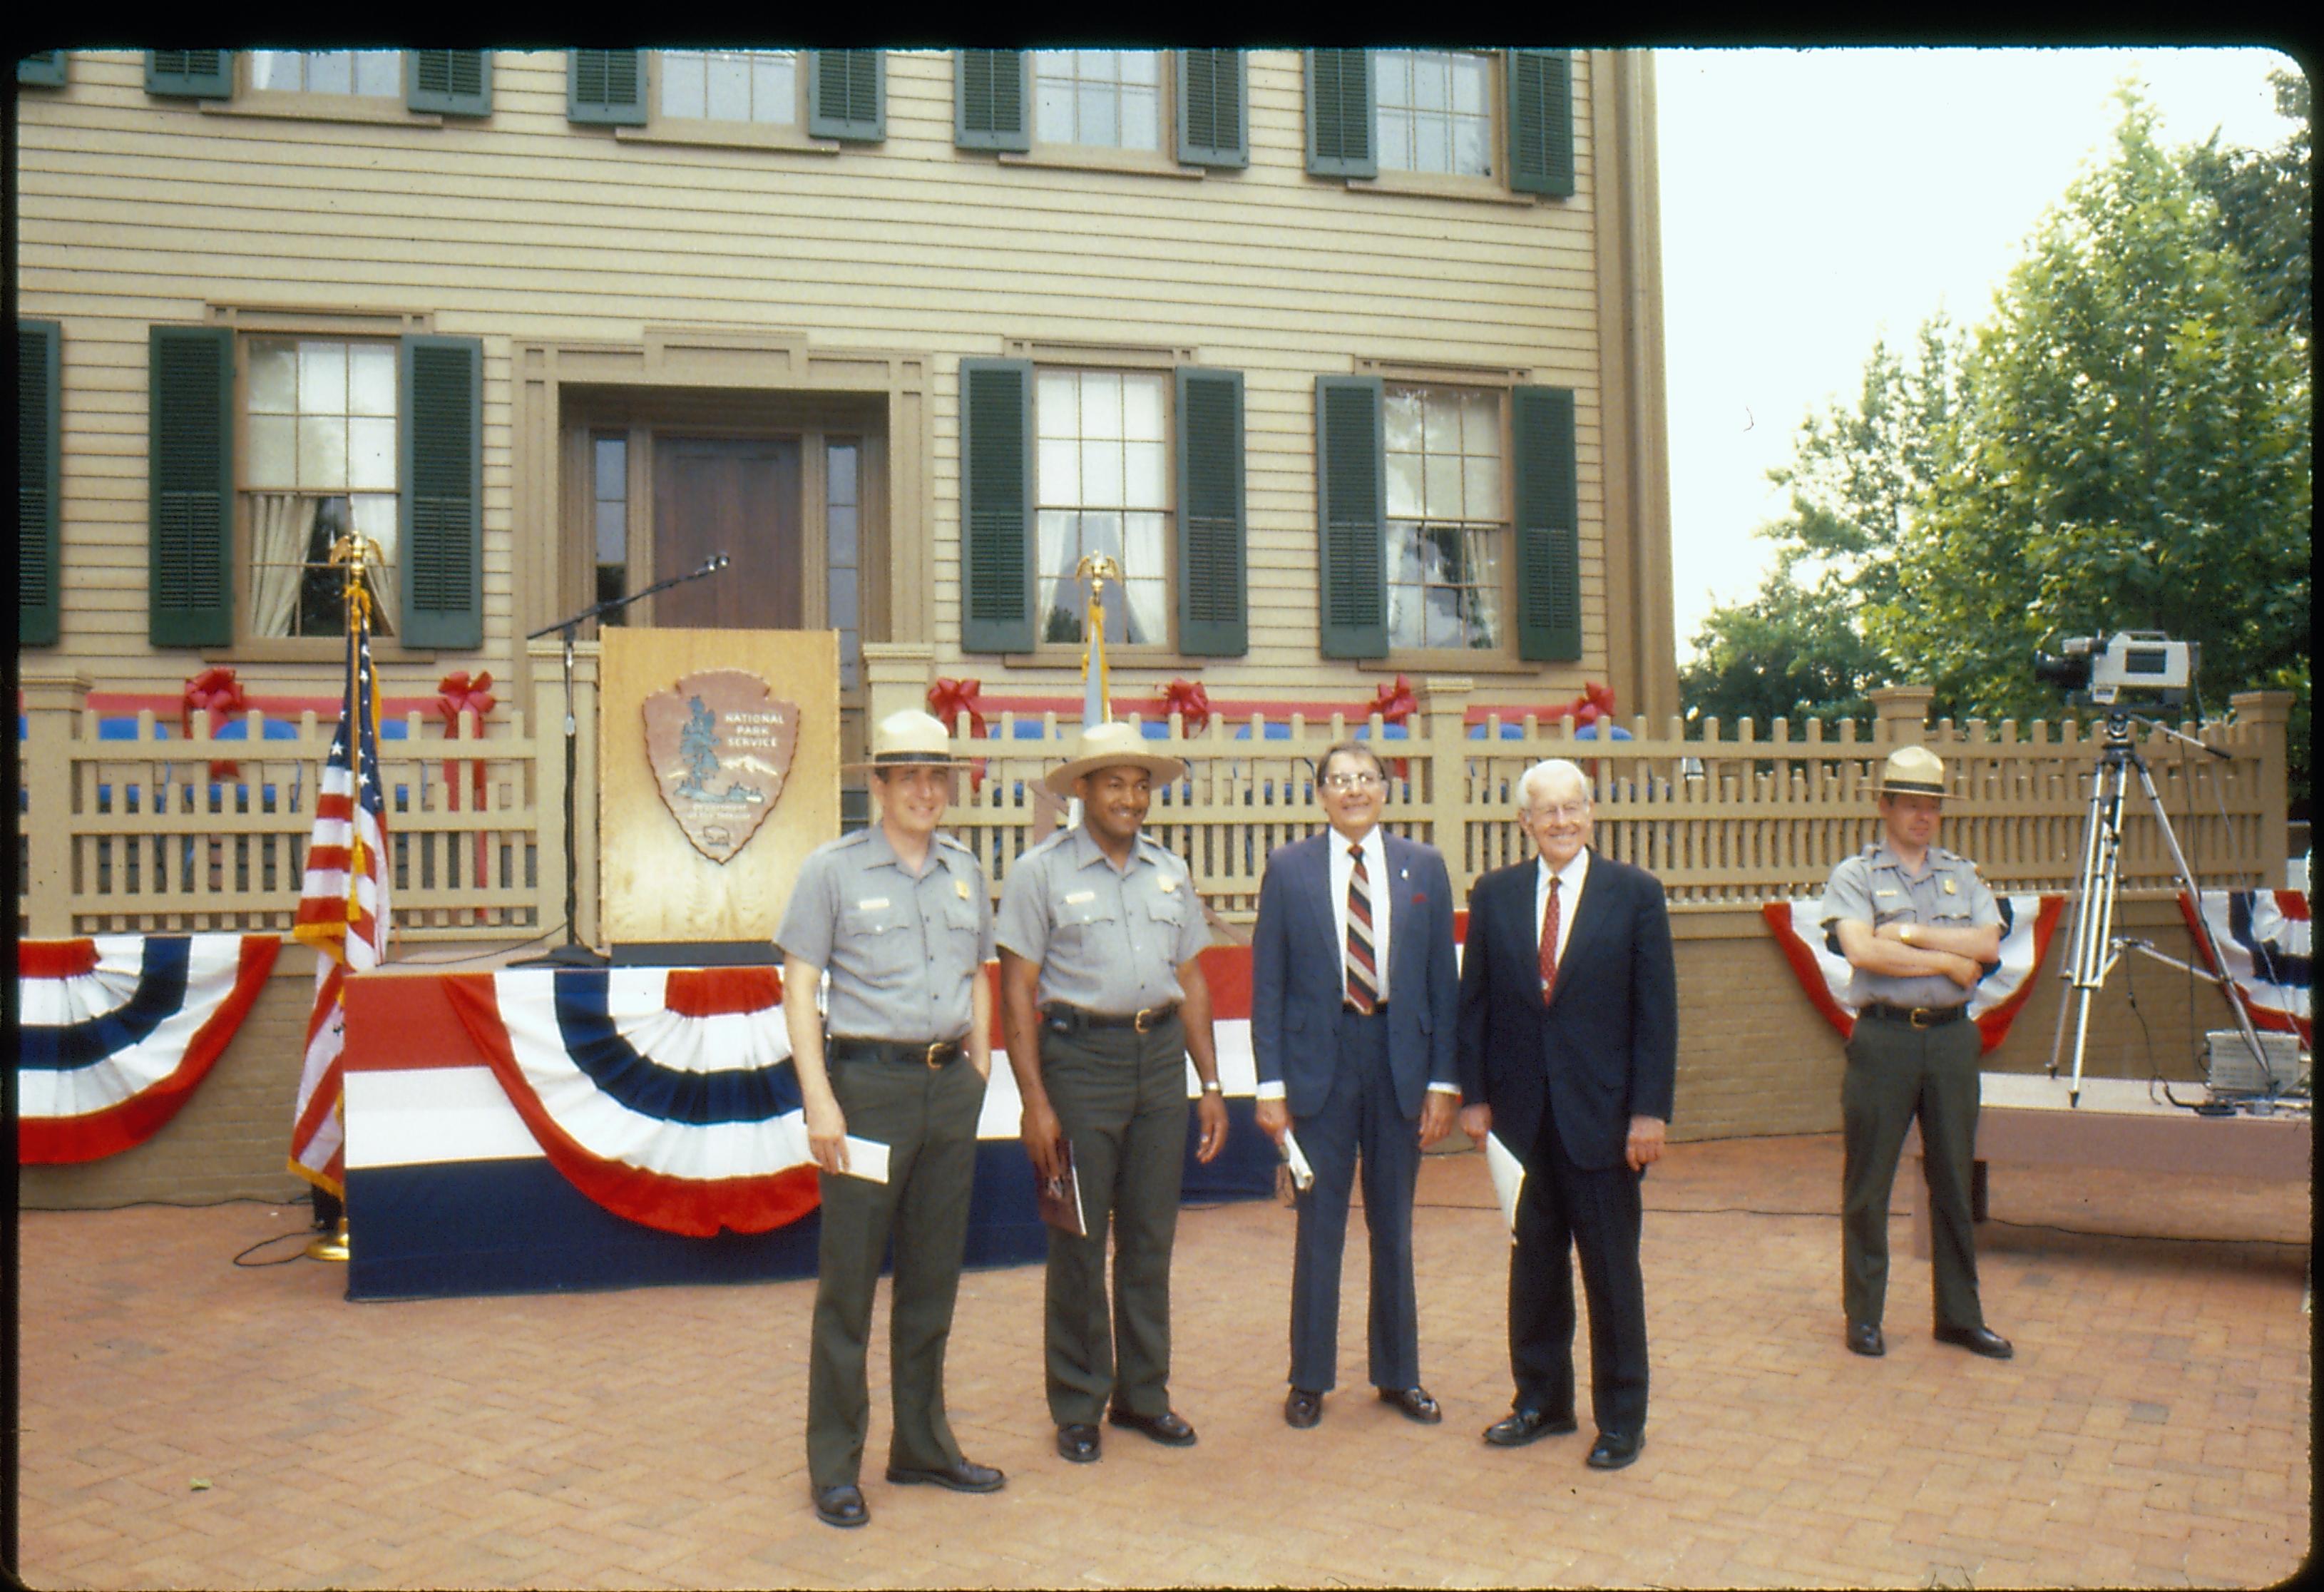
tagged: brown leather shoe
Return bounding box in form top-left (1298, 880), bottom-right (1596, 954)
top-left (1284, 1388), bottom-right (1323, 1428)
top-left (1377, 1387), bottom-right (1443, 1424)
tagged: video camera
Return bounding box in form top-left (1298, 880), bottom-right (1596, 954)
top-left (2032, 631), bottom-right (2198, 708)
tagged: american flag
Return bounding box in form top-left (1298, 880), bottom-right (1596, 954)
top-left (290, 591), bottom-right (391, 1195)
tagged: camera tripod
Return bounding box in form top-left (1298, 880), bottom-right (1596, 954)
top-left (2045, 710), bottom-right (2273, 1106)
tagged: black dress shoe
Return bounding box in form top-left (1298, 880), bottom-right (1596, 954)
top-left (1378, 1387), bottom-right (1443, 1424)
top-left (1847, 1321), bottom-right (1886, 1357)
top-left (1483, 1407), bottom-right (1578, 1447)
top-left (1585, 1430), bottom-right (1644, 1470)
top-left (1106, 1407), bottom-right (1197, 1446)
top-left (1284, 1388), bottom-right (1323, 1429)
top-left (1056, 1424), bottom-right (1101, 1463)
top-left (1934, 1324), bottom-right (2014, 1359)
top-left (812, 1483), bottom-right (868, 1529)
top-left (884, 1457), bottom-right (1006, 1493)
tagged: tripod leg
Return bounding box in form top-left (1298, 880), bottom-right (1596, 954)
top-left (2128, 751), bottom-right (2273, 1083)
top-left (2047, 765), bottom-right (2116, 1078)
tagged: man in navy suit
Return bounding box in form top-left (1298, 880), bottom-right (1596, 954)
top-left (1251, 740), bottom-right (1461, 1430)
top-left (1458, 757), bottom-right (1676, 1471)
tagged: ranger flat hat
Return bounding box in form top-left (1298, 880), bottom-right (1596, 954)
top-left (1873, 745), bottom-right (1955, 800)
top-left (845, 709), bottom-right (976, 771)
top-left (1043, 721), bottom-right (1187, 796)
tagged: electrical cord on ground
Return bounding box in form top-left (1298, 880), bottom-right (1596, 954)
top-left (232, 1230), bottom-right (322, 1267)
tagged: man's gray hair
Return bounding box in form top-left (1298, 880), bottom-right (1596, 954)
top-left (1517, 757), bottom-right (1590, 814)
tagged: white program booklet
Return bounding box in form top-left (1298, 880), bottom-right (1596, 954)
top-left (1280, 1127), bottom-right (1316, 1191)
top-left (834, 1136), bottom-right (891, 1184)
top-left (1483, 1131), bottom-right (1525, 1238)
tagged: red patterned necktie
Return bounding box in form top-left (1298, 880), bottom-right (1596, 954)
top-left (1538, 875), bottom-right (1562, 1006)
top-left (1346, 845), bottom-right (1378, 1014)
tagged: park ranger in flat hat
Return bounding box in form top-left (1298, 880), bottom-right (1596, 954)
top-left (1819, 744), bottom-right (2012, 1364)
top-left (776, 709), bottom-right (1002, 1529)
top-left (994, 721), bottom-right (1229, 1465)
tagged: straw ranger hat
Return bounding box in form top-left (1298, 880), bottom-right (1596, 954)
top-left (1873, 745), bottom-right (1955, 801)
top-left (1043, 721), bottom-right (1187, 797)
top-left (844, 709), bottom-right (976, 772)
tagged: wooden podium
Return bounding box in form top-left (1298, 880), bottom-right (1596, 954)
top-left (598, 628), bottom-right (840, 959)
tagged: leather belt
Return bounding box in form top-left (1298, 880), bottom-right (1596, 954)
top-left (827, 1035), bottom-right (968, 1069)
top-left (1858, 1001), bottom-right (1967, 1029)
top-left (1043, 1001), bottom-right (1179, 1035)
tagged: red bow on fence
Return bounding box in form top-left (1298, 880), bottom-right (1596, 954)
top-left (1545, 680), bottom-right (1617, 728)
top-left (1162, 678), bottom-right (1212, 737)
top-left (436, 670), bottom-right (497, 795)
top-left (927, 677), bottom-right (990, 792)
top-left (180, 666), bottom-right (249, 777)
top-left (1366, 674), bottom-right (1416, 777)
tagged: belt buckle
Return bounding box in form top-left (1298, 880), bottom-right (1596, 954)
top-left (1910, 1007), bottom-right (1937, 1029)
top-left (924, 1041), bottom-right (948, 1068)
top-left (1133, 1005), bottom-right (1158, 1034)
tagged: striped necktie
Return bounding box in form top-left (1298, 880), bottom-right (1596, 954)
top-left (1539, 876), bottom-right (1562, 1006)
top-left (1345, 844), bottom-right (1378, 1014)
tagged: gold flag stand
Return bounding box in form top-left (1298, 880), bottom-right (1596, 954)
top-left (306, 1218), bottom-right (351, 1262)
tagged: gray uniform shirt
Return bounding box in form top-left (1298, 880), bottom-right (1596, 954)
top-left (993, 824), bottom-right (1210, 1014)
top-left (775, 825), bottom-right (995, 1042)
top-left (1820, 839), bottom-right (2002, 1011)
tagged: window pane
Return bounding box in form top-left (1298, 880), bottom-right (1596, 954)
top-left (828, 503), bottom-right (858, 567)
top-left (1123, 442), bottom-right (1164, 509)
top-left (1384, 391), bottom-right (1423, 453)
top-left (309, 53), bottom-right (354, 94)
top-left (1079, 82), bottom-right (1116, 147)
top-left (1122, 579), bottom-right (1166, 646)
top-left (1414, 116), bottom-right (1450, 173)
top-left (1080, 372), bottom-right (1122, 439)
top-left (827, 442), bottom-right (857, 504)
top-left (353, 52), bottom-right (399, 97)
top-left (1037, 510), bottom-right (1074, 587)
top-left (1413, 55), bottom-right (1448, 111)
top-left (1422, 393), bottom-right (1460, 454)
top-left (348, 345), bottom-right (396, 417)
top-left (594, 436), bottom-right (627, 502)
top-left (1386, 453), bottom-right (1423, 520)
top-left (754, 54), bottom-right (794, 123)
top-left (1122, 511), bottom-right (1166, 579)
top-left (1077, 49), bottom-right (1117, 80)
top-left (1119, 51), bottom-right (1159, 86)
top-left (347, 417), bottom-right (396, 491)
top-left (662, 53), bottom-right (704, 119)
top-left (828, 565), bottom-right (859, 629)
top-left (705, 53), bottom-right (749, 122)
top-left (250, 51), bottom-right (300, 92)
top-left (837, 628), bottom-right (860, 690)
top-left (1453, 56), bottom-right (1488, 113)
top-left (595, 501), bottom-right (627, 566)
top-left (1453, 118), bottom-right (1488, 177)
top-left (1037, 371), bottom-right (1079, 438)
top-left (1080, 441), bottom-right (1124, 508)
top-left (1379, 111), bottom-right (1411, 171)
top-left (1121, 375), bottom-right (1164, 442)
top-left (248, 342), bottom-right (297, 413)
top-left (1077, 509), bottom-right (1125, 563)
top-left (351, 492), bottom-right (396, 560)
top-left (1037, 81), bottom-right (1075, 143)
top-left (1464, 454), bottom-right (1502, 521)
top-left (248, 417), bottom-right (296, 487)
top-left (1423, 454), bottom-right (1462, 519)
top-left (300, 342), bottom-right (347, 410)
top-left (1038, 438), bottom-right (1080, 505)
top-left (1460, 392), bottom-right (1498, 454)
top-left (1121, 86), bottom-right (1158, 151)
top-left (299, 417), bottom-right (348, 489)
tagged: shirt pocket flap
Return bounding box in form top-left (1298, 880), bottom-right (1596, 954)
top-left (1055, 893), bottom-right (1116, 929)
top-left (844, 901), bottom-right (913, 938)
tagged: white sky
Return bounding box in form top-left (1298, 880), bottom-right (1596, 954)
top-left (1655, 46), bottom-right (2304, 657)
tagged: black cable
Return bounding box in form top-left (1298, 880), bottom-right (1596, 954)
top-left (232, 1230), bottom-right (319, 1267)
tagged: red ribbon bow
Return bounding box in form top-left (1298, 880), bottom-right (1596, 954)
top-left (180, 666), bottom-right (250, 777)
top-left (926, 678), bottom-right (990, 792)
top-left (1548, 681), bottom-right (1618, 728)
top-left (1162, 678), bottom-right (1212, 737)
top-left (1366, 674), bottom-right (1416, 778)
top-left (436, 670), bottom-right (497, 798)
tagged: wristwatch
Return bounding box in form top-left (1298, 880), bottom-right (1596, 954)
top-left (1200, 1081), bottom-right (1224, 1096)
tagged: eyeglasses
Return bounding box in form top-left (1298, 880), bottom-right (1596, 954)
top-left (1321, 772), bottom-right (1385, 791)
top-left (1527, 801), bottom-right (1590, 822)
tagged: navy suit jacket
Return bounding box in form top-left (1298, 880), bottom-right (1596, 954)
top-left (1455, 849), bottom-right (1677, 1170)
top-left (1251, 831), bottom-right (1459, 1121)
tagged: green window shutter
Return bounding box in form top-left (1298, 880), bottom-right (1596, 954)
top-left (1175, 367), bottom-right (1247, 657)
top-left (20, 321), bottom-right (62, 647)
top-left (1512, 385), bottom-right (1582, 662)
top-left (400, 335), bottom-right (483, 650)
top-left (1315, 375), bottom-right (1386, 659)
top-left (145, 50), bottom-right (232, 100)
top-left (955, 49), bottom-right (1030, 153)
top-left (1305, 49), bottom-right (1375, 180)
top-left (959, 358), bottom-right (1034, 654)
top-left (807, 50), bottom-right (884, 141)
top-left (1507, 49), bottom-right (1575, 198)
top-left (19, 51), bottom-right (68, 88)
top-left (1176, 50), bottom-right (1247, 169)
top-left (407, 50), bottom-right (491, 116)
top-left (568, 49), bottom-right (646, 126)
top-left (148, 325), bottom-right (234, 647)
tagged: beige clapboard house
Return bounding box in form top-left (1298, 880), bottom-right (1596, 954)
top-left (14, 46), bottom-right (1676, 747)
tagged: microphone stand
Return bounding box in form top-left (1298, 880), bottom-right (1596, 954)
top-left (511, 557), bottom-right (730, 969)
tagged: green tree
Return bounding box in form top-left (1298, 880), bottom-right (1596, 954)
top-left (1884, 91), bottom-right (2310, 805)
top-left (1679, 550), bottom-right (1892, 732)
top-left (2185, 68), bottom-right (2310, 347)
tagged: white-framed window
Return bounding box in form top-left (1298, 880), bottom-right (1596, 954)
top-left (659, 49), bottom-right (798, 125)
top-left (1033, 50), bottom-right (1162, 152)
top-left (1384, 385), bottom-right (1504, 652)
top-left (827, 439), bottom-right (864, 688)
top-left (1373, 49), bottom-right (1493, 178)
top-left (1035, 369), bottom-right (1169, 647)
top-left (247, 50), bottom-right (400, 97)
top-left (242, 337), bottom-right (400, 638)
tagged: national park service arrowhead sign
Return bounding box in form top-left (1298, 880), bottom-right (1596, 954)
top-left (641, 670), bottom-right (800, 864)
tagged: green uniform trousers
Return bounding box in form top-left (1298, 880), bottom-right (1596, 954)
top-left (806, 1051), bottom-right (985, 1488)
top-left (1841, 1011), bottom-right (1987, 1333)
top-left (1039, 1015), bottom-right (1191, 1428)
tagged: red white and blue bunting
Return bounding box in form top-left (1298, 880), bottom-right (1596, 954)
top-left (2177, 889), bottom-right (2312, 1046)
top-left (1761, 894), bottom-right (2064, 1053)
top-left (16, 934), bottom-right (282, 1163)
top-left (441, 965), bottom-right (819, 1238)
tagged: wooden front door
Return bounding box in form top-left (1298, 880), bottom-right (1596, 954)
top-left (651, 436), bottom-right (804, 629)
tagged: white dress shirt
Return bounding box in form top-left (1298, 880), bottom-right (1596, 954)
top-left (1535, 846), bottom-right (1590, 970)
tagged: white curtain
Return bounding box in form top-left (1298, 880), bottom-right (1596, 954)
top-left (249, 493), bottom-right (319, 638)
top-left (364, 545), bottom-right (399, 637)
